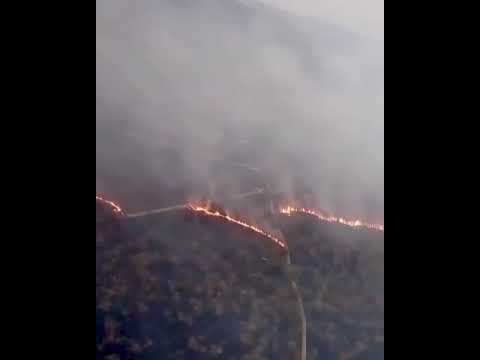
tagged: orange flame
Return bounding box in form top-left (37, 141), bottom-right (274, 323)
top-left (280, 206), bottom-right (384, 232)
top-left (95, 194), bottom-right (382, 240)
top-left (96, 195), bottom-right (123, 214)
top-left (188, 204), bottom-right (288, 250)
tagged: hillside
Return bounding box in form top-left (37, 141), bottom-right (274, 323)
top-left (96, 205), bottom-right (384, 359)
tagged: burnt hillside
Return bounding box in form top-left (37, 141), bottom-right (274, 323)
top-left (96, 205), bottom-right (384, 359)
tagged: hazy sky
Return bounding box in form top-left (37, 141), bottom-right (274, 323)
top-left (259, 0), bottom-right (384, 39)
top-left (96, 0), bottom-right (384, 220)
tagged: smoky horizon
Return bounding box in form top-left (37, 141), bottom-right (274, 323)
top-left (96, 0), bottom-right (384, 222)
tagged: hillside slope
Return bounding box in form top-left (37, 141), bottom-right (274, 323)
top-left (96, 206), bottom-right (383, 359)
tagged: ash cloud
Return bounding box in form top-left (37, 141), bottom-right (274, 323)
top-left (96, 0), bottom-right (384, 220)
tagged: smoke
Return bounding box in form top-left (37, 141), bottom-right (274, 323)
top-left (96, 0), bottom-right (384, 220)
top-left (260, 0), bottom-right (384, 39)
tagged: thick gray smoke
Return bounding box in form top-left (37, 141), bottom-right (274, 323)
top-left (96, 0), bottom-right (384, 220)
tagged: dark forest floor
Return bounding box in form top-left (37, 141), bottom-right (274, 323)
top-left (96, 203), bottom-right (384, 360)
